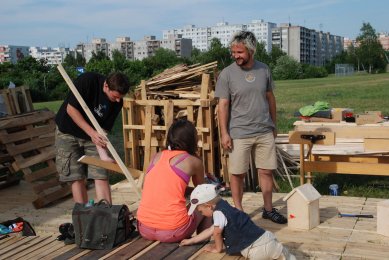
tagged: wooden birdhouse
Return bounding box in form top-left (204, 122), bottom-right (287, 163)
top-left (283, 183), bottom-right (321, 230)
top-left (377, 200), bottom-right (389, 237)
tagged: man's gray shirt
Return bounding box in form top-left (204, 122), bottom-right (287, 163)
top-left (215, 61), bottom-right (275, 139)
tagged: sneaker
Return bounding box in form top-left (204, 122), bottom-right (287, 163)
top-left (262, 208), bottom-right (288, 224)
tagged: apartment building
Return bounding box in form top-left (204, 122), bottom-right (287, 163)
top-left (0, 45), bottom-right (30, 64)
top-left (29, 47), bottom-right (71, 65)
top-left (163, 19), bottom-right (276, 52)
top-left (160, 34), bottom-right (192, 58)
top-left (109, 37), bottom-right (134, 60)
top-left (378, 33), bottom-right (389, 50)
top-left (272, 23), bottom-right (343, 66)
top-left (133, 36), bottom-right (161, 60)
top-left (76, 38), bottom-right (109, 62)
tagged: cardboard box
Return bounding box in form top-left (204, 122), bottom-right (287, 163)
top-left (356, 112), bottom-right (382, 125)
top-left (331, 108), bottom-right (353, 121)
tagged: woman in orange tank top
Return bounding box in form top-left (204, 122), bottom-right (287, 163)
top-left (137, 119), bottom-right (211, 242)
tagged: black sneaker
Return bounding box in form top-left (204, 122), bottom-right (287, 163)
top-left (262, 208), bottom-right (288, 224)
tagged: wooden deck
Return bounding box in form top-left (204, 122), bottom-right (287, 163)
top-left (1, 180), bottom-right (389, 259)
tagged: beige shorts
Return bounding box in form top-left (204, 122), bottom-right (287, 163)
top-left (228, 132), bottom-right (277, 174)
top-left (241, 231), bottom-right (295, 260)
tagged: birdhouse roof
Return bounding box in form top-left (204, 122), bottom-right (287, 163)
top-left (283, 183), bottom-right (321, 202)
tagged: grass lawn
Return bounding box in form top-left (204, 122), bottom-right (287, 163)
top-left (35, 72), bottom-right (389, 196)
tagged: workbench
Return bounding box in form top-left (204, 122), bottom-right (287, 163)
top-left (289, 121), bottom-right (389, 184)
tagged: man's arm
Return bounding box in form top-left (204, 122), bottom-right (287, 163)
top-left (266, 90), bottom-right (277, 137)
top-left (218, 99), bottom-right (232, 150)
top-left (66, 104), bottom-right (108, 147)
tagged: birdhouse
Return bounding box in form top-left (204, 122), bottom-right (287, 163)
top-left (377, 200), bottom-right (389, 237)
top-left (283, 183), bottom-right (321, 230)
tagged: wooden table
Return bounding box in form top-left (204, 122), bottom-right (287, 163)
top-left (290, 121), bottom-right (389, 184)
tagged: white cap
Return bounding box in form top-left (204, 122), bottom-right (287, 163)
top-left (188, 184), bottom-right (218, 215)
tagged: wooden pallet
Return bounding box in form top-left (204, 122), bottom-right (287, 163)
top-left (123, 73), bottom-right (218, 177)
top-left (0, 86), bottom-right (33, 116)
top-left (0, 110), bottom-right (71, 208)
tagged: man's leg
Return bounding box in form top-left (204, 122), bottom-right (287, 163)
top-left (258, 168), bottom-right (274, 211)
top-left (230, 173), bottom-right (246, 211)
top-left (72, 179), bottom-right (88, 204)
top-left (95, 179), bottom-right (112, 204)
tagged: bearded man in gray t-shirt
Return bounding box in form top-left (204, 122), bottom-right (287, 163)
top-left (215, 31), bottom-right (287, 224)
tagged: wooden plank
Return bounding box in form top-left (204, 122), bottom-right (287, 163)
top-left (57, 64), bottom-right (141, 200)
top-left (78, 155), bottom-right (142, 179)
top-left (5, 136), bottom-right (54, 156)
top-left (1, 235), bottom-right (52, 259)
top-left (32, 185), bottom-right (72, 209)
top-left (32, 178), bottom-right (62, 194)
top-left (142, 105), bottom-right (152, 173)
top-left (305, 161), bottom-right (389, 175)
top-left (0, 235), bottom-right (36, 256)
top-left (312, 154), bottom-right (389, 164)
top-left (164, 241), bottom-right (207, 260)
top-left (23, 163), bottom-right (57, 182)
top-left (52, 246), bottom-right (86, 260)
top-left (41, 244), bottom-right (78, 260)
top-left (12, 146), bottom-right (55, 170)
top-left (104, 237), bottom-right (154, 260)
top-left (137, 242), bottom-right (179, 259)
top-left (364, 138), bottom-right (389, 151)
top-left (0, 110), bottom-right (55, 130)
top-left (0, 122), bottom-right (55, 144)
top-left (289, 131), bottom-right (335, 145)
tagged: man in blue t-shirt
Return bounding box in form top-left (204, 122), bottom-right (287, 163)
top-left (55, 71), bottom-right (130, 204)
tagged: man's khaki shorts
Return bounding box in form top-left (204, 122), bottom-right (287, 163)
top-left (55, 129), bottom-right (108, 182)
top-left (228, 132), bottom-right (277, 174)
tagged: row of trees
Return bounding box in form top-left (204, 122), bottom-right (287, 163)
top-left (0, 23), bottom-right (386, 102)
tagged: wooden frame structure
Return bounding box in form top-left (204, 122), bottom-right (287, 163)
top-left (122, 73), bottom-right (219, 178)
top-left (289, 122), bottom-right (389, 185)
top-left (0, 86), bottom-right (33, 115)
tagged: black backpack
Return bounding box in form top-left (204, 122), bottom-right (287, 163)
top-left (72, 200), bottom-right (136, 250)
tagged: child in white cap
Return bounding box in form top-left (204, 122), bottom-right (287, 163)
top-left (180, 184), bottom-right (295, 260)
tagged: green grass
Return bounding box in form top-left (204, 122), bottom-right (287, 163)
top-left (35, 72), bottom-right (389, 196)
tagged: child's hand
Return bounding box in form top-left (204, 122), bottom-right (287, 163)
top-left (179, 239), bottom-right (192, 246)
top-left (203, 244), bottom-right (221, 253)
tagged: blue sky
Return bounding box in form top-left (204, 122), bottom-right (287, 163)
top-left (1, 0), bottom-right (388, 47)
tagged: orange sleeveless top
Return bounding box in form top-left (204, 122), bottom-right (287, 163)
top-left (137, 150), bottom-right (190, 230)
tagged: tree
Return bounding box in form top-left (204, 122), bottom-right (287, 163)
top-left (269, 45), bottom-right (286, 69)
top-left (191, 38), bottom-right (231, 70)
top-left (111, 50), bottom-right (129, 72)
top-left (356, 22), bottom-right (386, 73)
top-left (142, 48), bottom-right (182, 77)
top-left (254, 42), bottom-right (271, 65)
top-left (273, 55), bottom-right (303, 80)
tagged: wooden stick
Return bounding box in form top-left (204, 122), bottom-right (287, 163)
top-left (57, 64), bottom-right (141, 199)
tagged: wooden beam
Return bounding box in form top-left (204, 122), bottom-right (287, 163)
top-left (57, 64), bottom-right (141, 199)
top-left (289, 131), bottom-right (335, 145)
top-left (304, 161), bottom-right (389, 175)
top-left (78, 156), bottom-right (142, 179)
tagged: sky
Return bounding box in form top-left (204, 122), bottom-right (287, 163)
top-left (1, 0), bottom-right (388, 48)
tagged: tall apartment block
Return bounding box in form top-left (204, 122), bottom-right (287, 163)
top-left (0, 45), bottom-right (30, 64)
top-left (272, 23), bottom-right (343, 66)
top-left (76, 38), bottom-right (109, 62)
top-left (133, 36), bottom-right (161, 60)
top-left (160, 34), bottom-right (192, 59)
top-left (30, 47), bottom-right (71, 65)
top-left (162, 19), bottom-right (276, 52)
top-left (109, 37), bottom-right (134, 60)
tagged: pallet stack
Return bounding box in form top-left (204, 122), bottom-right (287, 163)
top-left (0, 86), bottom-right (33, 116)
top-left (0, 110), bottom-right (71, 208)
top-left (122, 62), bottom-right (224, 179)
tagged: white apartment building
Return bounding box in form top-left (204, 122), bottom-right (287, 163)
top-left (133, 36), bottom-right (161, 60)
top-left (0, 45), bottom-right (30, 64)
top-left (160, 34), bottom-right (192, 58)
top-left (272, 23), bottom-right (343, 66)
top-left (29, 47), bottom-right (71, 65)
top-left (76, 38), bottom-right (109, 62)
top-left (163, 19), bottom-right (276, 52)
top-left (109, 37), bottom-right (134, 60)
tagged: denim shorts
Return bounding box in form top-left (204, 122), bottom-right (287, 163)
top-left (55, 129), bottom-right (108, 182)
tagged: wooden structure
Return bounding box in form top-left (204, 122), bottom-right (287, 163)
top-left (0, 86), bottom-right (33, 116)
top-left (377, 200), bottom-right (389, 237)
top-left (2, 180), bottom-right (389, 259)
top-left (0, 110), bottom-right (71, 208)
top-left (283, 183), bottom-right (321, 230)
top-left (122, 62), bottom-right (220, 179)
top-left (290, 121), bottom-right (389, 185)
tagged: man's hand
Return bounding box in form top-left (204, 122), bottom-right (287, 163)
top-left (221, 133), bottom-right (232, 151)
top-left (90, 130), bottom-right (108, 148)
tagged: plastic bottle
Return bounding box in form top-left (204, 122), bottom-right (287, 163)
top-left (85, 199), bottom-right (94, 207)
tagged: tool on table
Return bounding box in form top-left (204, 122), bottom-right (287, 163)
top-left (338, 212), bottom-right (374, 218)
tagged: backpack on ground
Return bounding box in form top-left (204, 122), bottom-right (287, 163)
top-left (72, 199), bottom-right (136, 250)
top-left (0, 217), bottom-right (36, 237)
